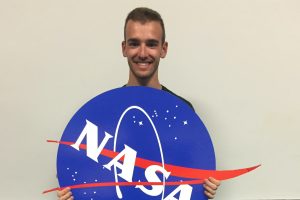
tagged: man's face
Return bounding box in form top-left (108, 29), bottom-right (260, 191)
top-left (122, 20), bottom-right (168, 82)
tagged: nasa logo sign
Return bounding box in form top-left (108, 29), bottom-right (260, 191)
top-left (44, 87), bottom-right (260, 200)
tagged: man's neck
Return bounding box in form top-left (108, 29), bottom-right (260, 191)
top-left (127, 79), bottom-right (162, 90)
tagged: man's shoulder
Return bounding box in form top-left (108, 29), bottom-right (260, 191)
top-left (121, 84), bottom-right (195, 111)
top-left (161, 85), bottom-right (195, 111)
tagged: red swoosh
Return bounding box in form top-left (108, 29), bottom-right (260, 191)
top-left (43, 140), bottom-right (260, 194)
top-left (43, 179), bottom-right (205, 193)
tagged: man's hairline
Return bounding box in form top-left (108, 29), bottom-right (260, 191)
top-left (123, 19), bottom-right (166, 44)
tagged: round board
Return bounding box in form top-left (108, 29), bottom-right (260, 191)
top-left (57, 86), bottom-right (215, 200)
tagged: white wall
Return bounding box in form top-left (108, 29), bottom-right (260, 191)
top-left (1, 0), bottom-right (299, 199)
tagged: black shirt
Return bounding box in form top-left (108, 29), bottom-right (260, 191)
top-left (123, 84), bottom-right (195, 111)
top-left (161, 85), bottom-right (195, 111)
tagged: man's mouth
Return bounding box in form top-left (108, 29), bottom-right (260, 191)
top-left (134, 61), bottom-right (152, 67)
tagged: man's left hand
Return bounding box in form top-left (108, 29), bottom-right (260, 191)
top-left (203, 177), bottom-right (221, 199)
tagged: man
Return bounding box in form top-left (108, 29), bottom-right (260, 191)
top-left (58, 7), bottom-right (221, 200)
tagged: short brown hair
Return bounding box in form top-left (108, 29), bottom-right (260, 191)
top-left (124, 7), bottom-right (166, 43)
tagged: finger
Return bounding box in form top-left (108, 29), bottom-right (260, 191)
top-left (57, 187), bottom-right (73, 200)
top-left (203, 182), bottom-right (217, 195)
top-left (204, 190), bottom-right (215, 199)
top-left (60, 191), bottom-right (73, 200)
top-left (208, 177), bottom-right (221, 187)
top-left (203, 178), bottom-right (219, 199)
top-left (204, 179), bottom-right (218, 190)
top-left (57, 187), bottom-right (70, 197)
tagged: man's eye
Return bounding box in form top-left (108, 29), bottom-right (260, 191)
top-left (147, 42), bottom-right (158, 48)
top-left (128, 42), bottom-right (139, 47)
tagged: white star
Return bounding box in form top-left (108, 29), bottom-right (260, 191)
top-left (166, 110), bottom-right (169, 113)
top-left (176, 105), bottom-right (178, 108)
top-left (133, 116), bottom-right (135, 118)
top-left (133, 120), bottom-right (136, 123)
top-left (165, 117), bottom-right (167, 120)
top-left (174, 116), bottom-right (176, 119)
top-left (139, 121), bottom-right (143, 126)
top-left (169, 124), bottom-right (171, 127)
top-left (183, 120), bottom-right (188, 125)
top-left (175, 137), bottom-right (178, 140)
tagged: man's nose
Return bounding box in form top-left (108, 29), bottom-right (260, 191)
top-left (138, 44), bottom-right (148, 59)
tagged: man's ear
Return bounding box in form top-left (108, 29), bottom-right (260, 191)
top-left (122, 41), bottom-right (127, 57)
top-left (161, 41), bottom-right (168, 58)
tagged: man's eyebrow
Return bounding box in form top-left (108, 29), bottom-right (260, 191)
top-left (146, 39), bottom-right (159, 44)
top-left (126, 38), bottom-right (159, 44)
top-left (127, 38), bottom-right (139, 43)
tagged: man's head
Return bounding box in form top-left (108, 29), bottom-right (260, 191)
top-left (123, 7), bottom-right (168, 88)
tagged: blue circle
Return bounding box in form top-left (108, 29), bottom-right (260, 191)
top-left (57, 86), bottom-right (215, 200)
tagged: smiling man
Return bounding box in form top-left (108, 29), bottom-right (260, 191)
top-left (123, 17), bottom-right (168, 89)
top-left (57, 7), bottom-right (220, 200)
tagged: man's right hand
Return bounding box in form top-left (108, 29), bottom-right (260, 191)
top-left (57, 187), bottom-right (74, 200)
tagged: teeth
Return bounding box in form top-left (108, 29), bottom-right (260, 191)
top-left (137, 63), bottom-right (149, 65)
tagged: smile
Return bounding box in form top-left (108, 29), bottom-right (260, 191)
top-left (135, 62), bottom-right (152, 65)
